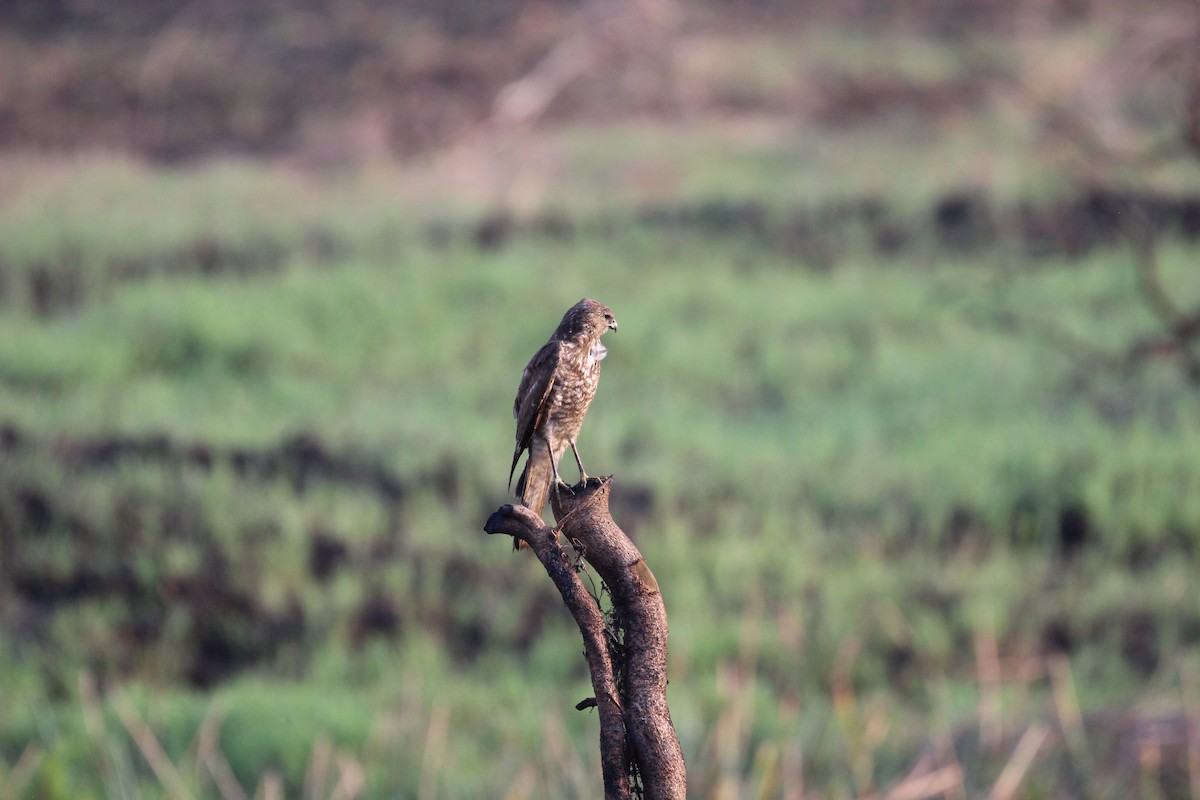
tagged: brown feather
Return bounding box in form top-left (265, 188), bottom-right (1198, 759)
top-left (509, 341), bottom-right (560, 488)
top-left (508, 298), bottom-right (616, 546)
top-left (512, 434), bottom-right (556, 550)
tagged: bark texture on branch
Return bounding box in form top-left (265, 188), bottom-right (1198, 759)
top-left (484, 477), bottom-right (686, 799)
top-left (551, 478), bottom-right (686, 799)
top-left (483, 502), bottom-right (630, 799)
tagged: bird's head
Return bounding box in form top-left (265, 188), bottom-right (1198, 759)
top-left (560, 298), bottom-right (617, 339)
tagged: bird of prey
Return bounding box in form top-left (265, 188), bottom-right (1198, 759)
top-left (509, 298), bottom-right (617, 542)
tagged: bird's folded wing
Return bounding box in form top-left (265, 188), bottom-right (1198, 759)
top-left (510, 340), bottom-right (560, 481)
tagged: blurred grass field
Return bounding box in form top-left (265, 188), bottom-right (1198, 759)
top-left (3, 2), bottom-right (1200, 798)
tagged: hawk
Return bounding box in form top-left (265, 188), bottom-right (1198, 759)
top-left (509, 298), bottom-right (617, 543)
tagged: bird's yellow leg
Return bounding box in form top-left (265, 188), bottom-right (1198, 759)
top-left (569, 441), bottom-right (589, 482)
top-left (548, 441), bottom-right (573, 503)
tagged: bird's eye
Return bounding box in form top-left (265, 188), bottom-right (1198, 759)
top-left (604, 313), bottom-right (612, 321)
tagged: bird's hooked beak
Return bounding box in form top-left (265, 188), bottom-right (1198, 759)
top-left (608, 318), bottom-right (618, 332)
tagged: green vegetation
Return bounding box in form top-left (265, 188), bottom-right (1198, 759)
top-left (3, 2), bottom-right (1200, 797)
top-left (3, 154), bottom-right (1199, 796)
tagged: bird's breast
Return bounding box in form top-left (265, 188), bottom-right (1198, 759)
top-left (549, 345), bottom-right (600, 421)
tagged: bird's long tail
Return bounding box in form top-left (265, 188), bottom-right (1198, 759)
top-left (512, 439), bottom-right (555, 551)
top-left (508, 446), bottom-right (523, 491)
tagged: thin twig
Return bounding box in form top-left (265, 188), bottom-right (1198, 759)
top-left (983, 309), bottom-right (1127, 374)
top-left (1126, 216), bottom-right (1200, 381)
top-left (1129, 215), bottom-right (1184, 325)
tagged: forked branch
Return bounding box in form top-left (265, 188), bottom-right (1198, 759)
top-left (484, 477), bottom-right (686, 799)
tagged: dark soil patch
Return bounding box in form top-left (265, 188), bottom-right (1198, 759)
top-left (2, 230), bottom-right (343, 317)
top-left (14, 426), bottom-right (413, 505)
top-left (5, 189), bottom-right (1198, 317)
top-left (451, 189), bottom-right (1200, 267)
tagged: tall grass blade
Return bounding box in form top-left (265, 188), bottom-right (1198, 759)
top-left (418, 703), bottom-right (449, 800)
top-left (0, 744), bottom-right (43, 800)
top-left (987, 724), bottom-right (1049, 800)
top-left (112, 692), bottom-right (197, 800)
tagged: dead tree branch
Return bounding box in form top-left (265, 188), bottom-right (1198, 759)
top-left (483, 501), bottom-right (630, 799)
top-left (551, 478), bottom-right (686, 798)
top-left (484, 477), bottom-right (686, 799)
top-left (489, 0), bottom-right (680, 129)
top-left (992, 2), bottom-right (1200, 386)
top-left (1124, 208), bottom-right (1200, 382)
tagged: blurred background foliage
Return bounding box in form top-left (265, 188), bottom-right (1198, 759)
top-left (2, 0), bottom-right (1200, 797)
